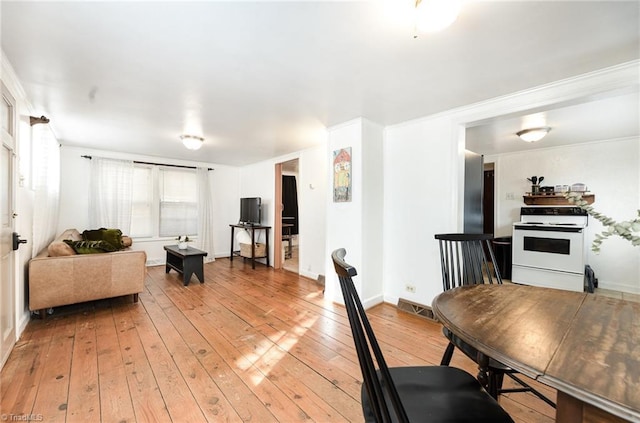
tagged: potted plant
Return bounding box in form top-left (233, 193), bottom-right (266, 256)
top-left (564, 192), bottom-right (640, 253)
top-left (176, 235), bottom-right (191, 250)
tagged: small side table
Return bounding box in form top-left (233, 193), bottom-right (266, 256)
top-left (229, 224), bottom-right (271, 269)
top-left (164, 245), bottom-right (208, 286)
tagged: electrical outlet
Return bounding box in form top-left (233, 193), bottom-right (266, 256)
top-left (506, 192), bottom-right (516, 200)
top-left (405, 284), bottom-right (416, 293)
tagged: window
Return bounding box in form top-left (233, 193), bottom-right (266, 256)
top-left (159, 168), bottom-right (197, 237)
top-left (130, 166), bottom-right (153, 238)
top-left (129, 165), bottom-right (197, 239)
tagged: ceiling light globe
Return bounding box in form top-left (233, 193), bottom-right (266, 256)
top-left (415, 0), bottom-right (461, 33)
top-left (180, 135), bottom-right (204, 150)
top-left (516, 127), bottom-right (551, 143)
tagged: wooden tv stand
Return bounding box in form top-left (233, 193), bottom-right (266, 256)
top-left (229, 224), bottom-right (271, 269)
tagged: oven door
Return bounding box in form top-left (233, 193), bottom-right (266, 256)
top-left (512, 225), bottom-right (585, 274)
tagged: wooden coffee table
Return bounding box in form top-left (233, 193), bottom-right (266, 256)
top-left (164, 245), bottom-right (208, 286)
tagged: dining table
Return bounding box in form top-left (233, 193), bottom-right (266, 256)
top-left (432, 284), bottom-right (639, 423)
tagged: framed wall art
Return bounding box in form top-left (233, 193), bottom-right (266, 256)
top-left (333, 147), bottom-right (351, 202)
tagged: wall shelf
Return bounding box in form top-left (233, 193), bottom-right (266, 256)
top-left (523, 194), bottom-right (594, 206)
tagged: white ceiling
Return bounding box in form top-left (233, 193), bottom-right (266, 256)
top-left (2, 1), bottom-right (639, 166)
top-left (466, 90), bottom-right (640, 156)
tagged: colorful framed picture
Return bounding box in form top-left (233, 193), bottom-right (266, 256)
top-left (333, 147), bottom-right (352, 202)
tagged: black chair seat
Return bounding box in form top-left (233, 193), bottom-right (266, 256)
top-left (362, 366), bottom-right (513, 423)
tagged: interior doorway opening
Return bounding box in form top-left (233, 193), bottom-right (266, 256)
top-left (274, 158), bottom-right (299, 273)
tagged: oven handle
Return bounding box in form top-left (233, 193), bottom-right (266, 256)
top-left (514, 225), bottom-right (583, 233)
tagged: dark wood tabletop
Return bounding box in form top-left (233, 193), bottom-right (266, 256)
top-left (432, 284), bottom-right (639, 423)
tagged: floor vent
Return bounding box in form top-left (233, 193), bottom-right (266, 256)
top-left (397, 298), bottom-right (435, 321)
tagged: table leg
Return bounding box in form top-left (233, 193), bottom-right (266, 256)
top-left (194, 264), bottom-right (205, 284)
top-left (183, 269), bottom-right (193, 286)
top-left (476, 351), bottom-right (490, 393)
top-left (266, 227), bottom-right (270, 267)
top-left (251, 227), bottom-right (256, 269)
top-left (230, 226), bottom-right (235, 262)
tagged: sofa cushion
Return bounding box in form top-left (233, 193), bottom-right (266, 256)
top-left (64, 239), bottom-right (118, 254)
top-left (82, 228), bottom-right (125, 250)
top-left (48, 241), bottom-right (77, 257)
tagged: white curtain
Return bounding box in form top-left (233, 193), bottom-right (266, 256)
top-left (31, 125), bottom-right (60, 256)
top-left (196, 167), bottom-right (215, 262)
top-left (89, 157), bottom-right (134, 232)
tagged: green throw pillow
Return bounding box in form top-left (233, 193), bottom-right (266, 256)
top-left (82, 228), bottom-right (124, 250)
top-left (64, 239), bottom-right (117, 254)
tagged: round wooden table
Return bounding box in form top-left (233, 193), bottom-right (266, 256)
top-left (432, 284), bottom-right (639, 423)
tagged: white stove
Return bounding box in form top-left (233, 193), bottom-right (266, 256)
top-left (512, 207), bottom-right (588, 292)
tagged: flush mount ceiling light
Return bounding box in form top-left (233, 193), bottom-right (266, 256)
top-left (516, 127), bottom-right (551, 143)
top-left (180, 134), bottom-right (204, 150)
top-left (415, 0), bottom-right (461, 33)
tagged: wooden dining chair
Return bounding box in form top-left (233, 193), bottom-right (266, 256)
top-left (331, 248), bottom-right (514, 423)
top-left (434, 233), bottom-right (556, 408)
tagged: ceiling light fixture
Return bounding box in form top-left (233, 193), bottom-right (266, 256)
top-left (516, 127), bottom-right (551, 143)
top-left (414, 0), bottom-right (461, 34)
top-left (180, 134), bottom-right (204, 150)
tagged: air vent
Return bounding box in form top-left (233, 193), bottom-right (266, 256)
top-left (397, 298), bottom-right (435, 321)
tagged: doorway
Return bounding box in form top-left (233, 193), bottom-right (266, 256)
top-left (275, 159), bottom-right (299, 273)
top-left (483, 163), bottom-right (495, 236)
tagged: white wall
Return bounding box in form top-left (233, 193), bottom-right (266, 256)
top-left (324, 118), bottom-right (385, 307)
top-left (58, 145), bottom-right (239, 263)
top-left (239, 143), bottom-right (328, 280)
top-left (383, 115), bottom-right (459, 307)
top-left (298, 146), bottom-right (328, 278)
top-left (361, 119), bottom-right (385, 302)
top-left (486, 137), bottom-right (640, 294)
top-left (382, 61), bottom-right (639, 307)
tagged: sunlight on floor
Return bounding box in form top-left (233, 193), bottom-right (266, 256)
top-left (235, 313), bottom-right (320, 386)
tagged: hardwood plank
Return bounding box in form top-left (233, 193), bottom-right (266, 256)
top-left (145, 271), bottom-right (279, 422)
top-left (30, 313), bottom-right (77, 422)
top-left (112, 302), bottom-right (172, 423)
top-left (94, 305), bottom-right (138, 423)
top-left (138, 289), bottom-right (243, 422)
top-left (124, 300), bottom-right (208, 423)
top-left (66, 311), bottom-right (100, 421)
top-left (179, 306), bottom-right (310, 421)
top-left (0, 318), bottom-right (57, 418)
top-left (1, 258), bottom-right (559, 423)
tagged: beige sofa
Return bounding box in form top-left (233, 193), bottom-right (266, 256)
top-left (28, 229), bottom-right (147, 317)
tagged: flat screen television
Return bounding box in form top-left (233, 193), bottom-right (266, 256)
top-left (240, 197), bottom-right (262, 225)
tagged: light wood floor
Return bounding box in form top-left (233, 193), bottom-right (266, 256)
top-left (1, 258), bottom-right (556, 422)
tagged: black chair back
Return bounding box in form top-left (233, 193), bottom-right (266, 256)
top-left (434, 233), bottom-right (502, 290)
top-left (331, 248), bottom-right (409, 423)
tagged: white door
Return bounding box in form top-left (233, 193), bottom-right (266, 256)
top-left (1, 83), bottom-right (16, 368)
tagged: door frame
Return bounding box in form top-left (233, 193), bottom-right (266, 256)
top-left (1, 81), bottom-right (17, 369)
top-left (273, 163), bottom-right (283, 269)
